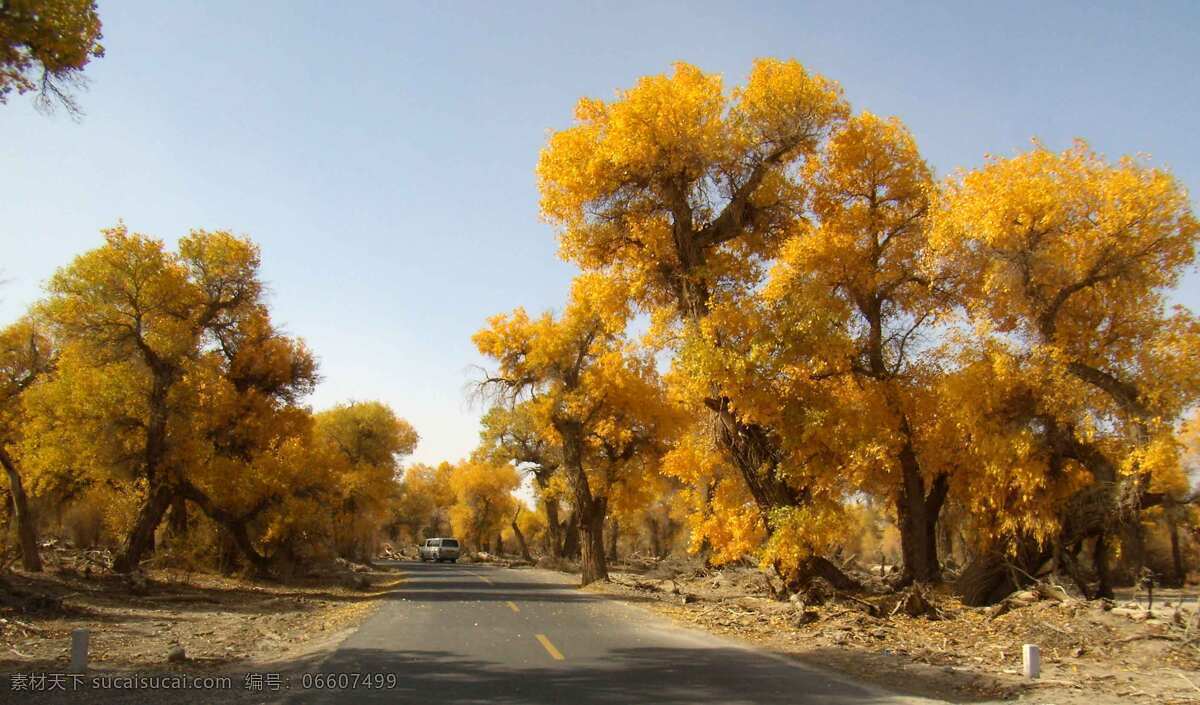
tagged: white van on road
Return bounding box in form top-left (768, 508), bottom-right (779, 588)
top-left (419, 537), bottom-right (460, 563)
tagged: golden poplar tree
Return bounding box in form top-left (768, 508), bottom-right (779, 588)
top-left (930, 141), bottom-right (1200, 600)
top-left (0, 0), bottom-right (104, 114)
top-left (537, 59), bottom-right (851, 580)
top-left (478, 402), bottom-right (567, 556)
top-left (764, 112), bottom-right (950, 583)
top-left (0, 317), bottom-right (54, 570)
top-left (474, 275), bottom-right (665, 584)
top-left (27, 226), bottom-right (322, 573)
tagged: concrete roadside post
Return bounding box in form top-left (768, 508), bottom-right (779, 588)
top-left (1022, 643), bottom-right (1040, 679)
top-left (70, 628), bottom-right (89, 673)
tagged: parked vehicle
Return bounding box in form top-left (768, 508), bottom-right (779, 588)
top-left (419, 537), bottom-right (460, 563)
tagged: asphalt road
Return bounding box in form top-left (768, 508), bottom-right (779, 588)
top-left (286, 561), bottom-right (944, 705)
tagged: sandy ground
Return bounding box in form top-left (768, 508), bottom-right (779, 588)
top-left (0, 553), bottom-right (399, 700)
top-left (576, 562), bottom-right (1200, 705)
top-left (5, 550), bottom-right (1200, 704)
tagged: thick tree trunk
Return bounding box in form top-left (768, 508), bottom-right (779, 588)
top-left (543, 498), bottom-right (563, 558)
top-left (223, 514), bottom-right (272, 575)
top-left (1094, 533), bottom-right (1114, 600)
top-left (1125, 521), bottom-right (1147, 580)
top-left (794, 555), bottom-right (861, 591)
top-left (895, 464), bottom-right (949, 585)
top-left (957, 536), bottom-right (1049, 606)
top-left (938, 508), bottom-right (955, 568)
top-left (143, 370), bottom-right (172, 488)
top-left (606, 518), bottom-right (619, 562)
top-left (646, 515), bottom-right (663, 558)
top-left (556, 421), bottom-right (608, 585)
top-left (511, 509), bottom-right (532, 562)
top-left (561, 510), bottom-right (580, 559)
top-left (705, 397), bottom-right (805, 524)
top-left (114, 366), bottom-right (177, 572)
top-left (0, 448), bottom-right (42, 572)
top-left (112, 483), bottom-right (176, 573)
top-left (1056, 539), bottom-right (1094, 598)
top-left (217, 529), bottom-right (241, 575)
top-left (1167, 511), bottom-right (1185, 588)
top-left (167, 495), bottom-right (188, 537)
top-left (577, 495), bottom-right (608, 585)
top-left (176, 481), bottom-right (273, 575)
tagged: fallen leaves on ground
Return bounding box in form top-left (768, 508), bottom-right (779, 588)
top-left (0, 550), bottom-right (397, 672)
top-left (588, 565), bottom-right (1200, 705)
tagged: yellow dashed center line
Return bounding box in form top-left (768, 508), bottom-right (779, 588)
top-left (506, 601), bottom-right (520, 613)
top-left (463, 570), bottom-right (494, 585)
top-left (535, 634), bottom-right (564, 661)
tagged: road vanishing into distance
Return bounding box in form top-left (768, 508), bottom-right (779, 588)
top-left (288, 561), bottom-right (943, 705)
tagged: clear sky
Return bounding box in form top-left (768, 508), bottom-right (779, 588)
top-left (3, 1), bottom-right (1199, 466)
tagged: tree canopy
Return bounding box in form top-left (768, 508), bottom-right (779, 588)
top-left (0, 0), bottom-right (104, 114)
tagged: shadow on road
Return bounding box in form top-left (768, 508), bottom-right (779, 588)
top-left (295, 646), bottom-right (901, 705)
top-left (384, 562), bottom-right (658, 605)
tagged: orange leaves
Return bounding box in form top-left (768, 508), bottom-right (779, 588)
top-left (532, 59), bottom-right (1200, 574)
top-left (475, 271), bottom-right (675, 532)
top-left (538, 58), bottom-right (846, 322)
top-left (178, 230), bottom-right (263, 313)
top-left (446, 459), bottom-right (520, 550)
top-left (925, 141), bottom-right (1200, 537)
top-left (929, 140), bottom-right (1198, 345)
top-left (731, 58), bottom-right (848, 159)
top-left (316, 401), bottom-right (419, 469)
top-left (46, 225), bottom-right (195, 363)
top-left (11, 225), bottom-right (430, 565)
top-left (473, 274), bottom-right (636, 414)
top-left (0, 317), bottom-right (53, 433)
top-left (0, 0), bottom-right (105, 112)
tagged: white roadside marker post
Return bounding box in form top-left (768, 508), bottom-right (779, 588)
top-left (1022, 643), bottom-right (1040, 679)
top-left (70, 628), bottom-right (88, 673)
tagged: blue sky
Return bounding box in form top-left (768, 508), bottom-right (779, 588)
top-left (2, 1), bottom-right (1198, 465)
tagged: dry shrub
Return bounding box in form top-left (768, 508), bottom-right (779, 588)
top-left (101, 485), bottom-right (142, 544)
top-left (153, 512), bottom-right (224, 575)
top-left (61, 501), bottom-right (103, 548)
top-left (60, 485), bottom-right (137, 548)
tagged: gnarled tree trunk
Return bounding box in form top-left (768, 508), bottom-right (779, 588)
top-left (957, 535), bottom-right (1048, 606)
top-left (0, 447), bottom-right (41, 572)
top-left (112, 483), bottom-right (175, 573)
top-left (1167, 510), bottom-right (1185, 588)
top-left (561, 510), bottom-right (580, 559)
top-left (542, 496), bottom-right (563, 558)
top-left (557, 420), bottom-right (608, 585)
top-left (167, 495), bottom-right (188, 537)
top-left (577, 494), bottom-right (607, 585)
top-left (114, 367), bottom-right (177, 573)
top-left (646, 515), bottom-right (663, 558)
top-left (176, 480), bottom-right (273, 576)
top-left (1093, 533), bottom-right (1114, 600)
top-left (511, 508), bottom-right (532, 562)
top-left (895, 463), bottom-right (949, 585)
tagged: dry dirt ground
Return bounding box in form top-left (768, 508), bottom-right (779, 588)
top-left (0, 547), bottom-right (398, 701)
top-left (578, 559), bottom-right (1200, 705)
top-left (6, 547), bottom-right (1199, 704)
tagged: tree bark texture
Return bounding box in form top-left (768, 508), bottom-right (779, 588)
top-left (0, 447), bottom-right (42, 572)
